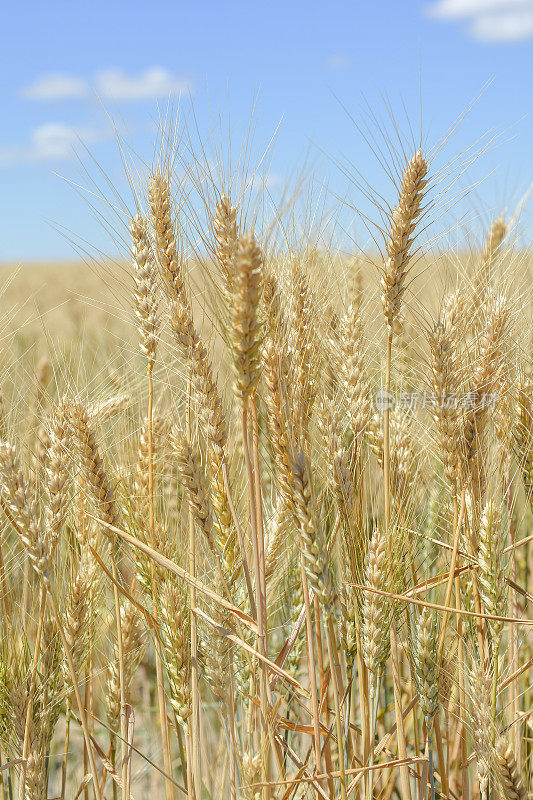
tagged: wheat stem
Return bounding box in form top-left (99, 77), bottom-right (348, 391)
top-left (47, 588), bottom-right (102, 800)
top-left (242, 406), bottom-right (270, 800)
top-left (437, 487), bottom-right (466, 663)
top-left (325, 616), bottom-right (347, 800)
top-left (390, 622), bottom-right (412, 800)
top-left (18, 586), bottom-right (47, 800)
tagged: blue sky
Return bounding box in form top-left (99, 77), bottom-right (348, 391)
top-left (1, 0), bottom-right (532, 260)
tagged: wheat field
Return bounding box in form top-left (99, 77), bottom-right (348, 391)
top-left (0, 127), bottom-right (531, 800)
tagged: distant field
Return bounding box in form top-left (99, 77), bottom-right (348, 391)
top-left (0, 260), bottom-right (132, 339)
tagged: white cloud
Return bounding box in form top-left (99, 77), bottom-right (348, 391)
top-left (21, 67), bottom-right (193, 103)
top-left (250, 171), bottom-right (284, 191)
top-left (0, 123), bottom-right (104, 165)
top-left (96, 67), bottom-right (192, 101)
top-left (426, 0), bottom-right (533, 40)
top-left (471, 8), bottom-right (533, 38)
top-left (428, 0), bottom-right (531, 18)
top-left (21, 73), bottom-right (88, 101)
top-left (326, 53), bottom-right (352, 71)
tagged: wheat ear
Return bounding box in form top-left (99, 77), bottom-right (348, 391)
top-left (469, 656), bottom-right (494, 800)
top-left (514, 374), bottom-right (533, 503)
top-left (132, 212), bottom-right (159, 367)
top-left (494, 737), bottom-right (527, 800)
top-left (381, 150), bottom-right (428, 329)
top-left (337, 302), bottom-right (372, 441)
top-left (106, 601), bottom-right (145, 730)
top-left (213, 194), bottom-right (238, 291)
top-left (411, 607), bottom-right (440, 723)
top-left (0, 441), bottom-right (49, 580)
top-left (148, 172), bottom-right (183, 295)
top-left (361, 527), bottom-right (391, 687)
top-left (478, 497), bottom-right (507, 642)
top-left (472, 216), bottom-right (506, 315)
top-left (462, 293), bottom-right (510, 505)
top-left (87, 393), bottom-right (130, 424)
top-left (428, 312), bottom-right (462, 486)
top-left (171, 427), bottom-right (214, 546)
top-left (230, 232), bottom-right (263, 404)
top-left (291, 451), bottom-right (334, 611)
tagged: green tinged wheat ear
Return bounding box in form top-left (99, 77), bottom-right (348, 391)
top-left (361, 526), bottom-right (392, 687)
top-left (202, 574), bottom-right (233, 703)
top-left (411, 607), bottom-right (440, 722)
top-left (291, 451), bottom-right (335, 612)
top-left (514, 374), bottom-right (533, 502)
top-left (0, 626), bottom-right (63, 800)
top-left (230, 231), bottom-right (263, 404)
top-left (462, 293), bottom-right (510, 500)
top-left (477, 497), bottom-right (507, 641)
top-left (287, 258), bottom-right (319, 437)
top-left (336, 302), bottom-right (372, 440)
top-left (340, 586), bottom-right (358, 673)
top-left (262, 339), bottom-right (295, 511)
top-left (469, 657), bottom-right (495, 800)
top-left (428, 312), bottom-right (462, 485)
top-left (264, 499), bottom-right (291, 586)
top-left (381, 150), bottom-right (428, 329)
top-left (157, 576), bottom-right (191, 728)
top-left (284, 558), bottom-right (305, 679)
top-left (318, 397), bottom-right (353, 524)
top-left (27, 624), bottom-right (62, 800)
top-left (63, 553), bottom-right (97, 679)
